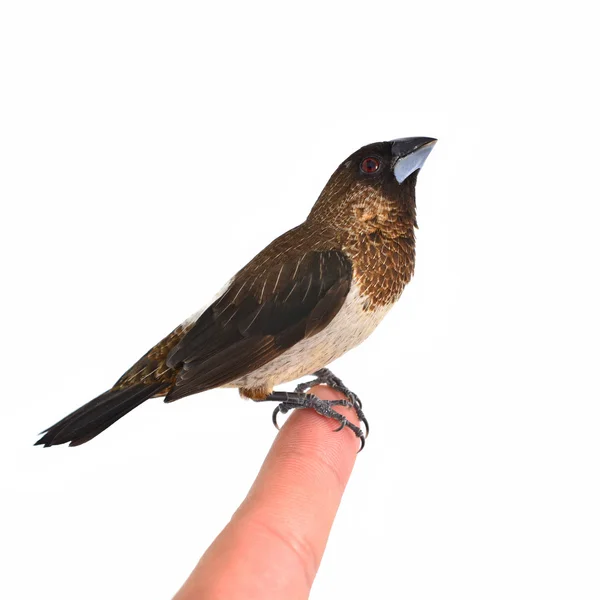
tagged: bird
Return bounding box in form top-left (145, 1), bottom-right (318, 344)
top-left (36, 136), bottom-right (436, 450)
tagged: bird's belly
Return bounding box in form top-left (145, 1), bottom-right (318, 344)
top-left (229, 285), bottom-right (393, 390)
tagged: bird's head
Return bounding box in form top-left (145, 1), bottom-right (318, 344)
top-left (308, 137), bottom-right (436, 234)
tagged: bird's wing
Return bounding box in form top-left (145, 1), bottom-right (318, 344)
top-left (164, 250), bottom-right (352, 400)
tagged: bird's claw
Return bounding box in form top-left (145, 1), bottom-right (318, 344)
top-left (294, 369), bottom-right (369, 439)
top-left (272, 403), bottom-right (293, 430)
top-left (267, 392), bottom-right (366, 452)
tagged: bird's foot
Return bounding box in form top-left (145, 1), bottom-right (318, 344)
top-left (294, 368), bottom-right (369, 438)
top-left (265, 391), bottom-right (366, 452)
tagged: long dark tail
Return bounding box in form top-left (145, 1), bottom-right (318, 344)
top-left (35, 382), bottom-right (167, 447)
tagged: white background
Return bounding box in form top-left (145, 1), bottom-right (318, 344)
top-left (1, 1), bottom-right (599, 598)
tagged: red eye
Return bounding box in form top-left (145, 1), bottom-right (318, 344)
top-left (360, 157), bottom-right (380, 174)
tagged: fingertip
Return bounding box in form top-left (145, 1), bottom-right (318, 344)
top-left (258, 384), bottom-right (361, 498)
top-left (176, 386), bottom-right (362, 599)
top-left (232, 384), bottom-right (361, 577)
top-left (281, 384), bottom-right (363, 454)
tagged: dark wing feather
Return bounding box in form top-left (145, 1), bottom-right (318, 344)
top-left (164, 250), bottom-right (352, 401)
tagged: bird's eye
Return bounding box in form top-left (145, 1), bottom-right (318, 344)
top-left (360, 157), bottom-right (380, 174)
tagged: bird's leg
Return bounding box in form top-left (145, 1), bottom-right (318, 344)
top-left (294, 368), bottom-right (369, 437)
top-left (260, 391), bottom-right (366, 452)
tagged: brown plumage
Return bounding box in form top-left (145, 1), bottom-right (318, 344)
top-left (36, 137), bottom-right (436, 447)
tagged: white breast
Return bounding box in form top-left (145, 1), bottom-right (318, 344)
top-left (229, 284), bottom-right (393, 390)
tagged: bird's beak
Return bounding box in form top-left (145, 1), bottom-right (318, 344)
top-left (391, 137), bottom-right (437, 184)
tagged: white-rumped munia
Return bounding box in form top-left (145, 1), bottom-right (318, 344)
top-left (36, 137), bottom-right (436, 450)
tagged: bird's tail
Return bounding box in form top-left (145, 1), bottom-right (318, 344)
top-left (35, 382), bottom-right (167, 447)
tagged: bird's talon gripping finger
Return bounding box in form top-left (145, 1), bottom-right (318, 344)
top-left (351, 404), bottom-right (369, 437)
top-left (348, 392), bottom-right (362, 409)
top-left (330, 399), bottom-right (351, 409)
top-left (263, 390), bottom-right (368, 451)
top-left (333, 418), bottom-right (348, 433)
top-left (294, 379), bottom-right (320, 394)
top-left (330, 413), bottom-right (366, 452)
top-left (272, 405), bottom-right (283, 430)
top-left (362, 415), bottom-right (370, 438)
top-left (357, 435), bottom-right (366, 453)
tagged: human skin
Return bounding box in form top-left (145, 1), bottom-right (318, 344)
top-left (173, 385), bottom-right (359, 599)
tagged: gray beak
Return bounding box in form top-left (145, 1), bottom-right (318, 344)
top-left (391, 137), bottom-right (437, 184)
